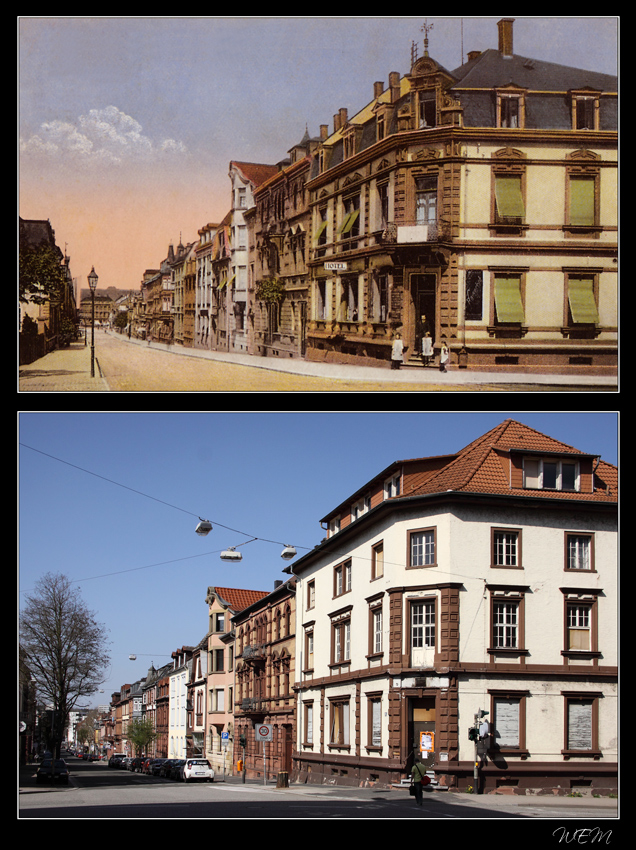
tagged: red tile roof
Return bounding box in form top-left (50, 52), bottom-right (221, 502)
top-left (407, 419), bottom-right (617, 503)
top-left (209, 587), bottom-right (269, 613)
top-left (230, 161), bottom-right (279, 188)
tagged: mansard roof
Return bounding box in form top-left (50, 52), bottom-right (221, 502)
top-left (450, 49), bottom-right (617, 93)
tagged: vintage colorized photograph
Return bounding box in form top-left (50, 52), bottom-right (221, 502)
top-left (19, 17), bottom-right (618, 392)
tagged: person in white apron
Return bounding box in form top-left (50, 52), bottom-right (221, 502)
top-left (391, 332), bottom-right (405, 369)
top-left (439, 341), bottom-right (449, 372)
top-left (422, 332), bottom-right (433, 366)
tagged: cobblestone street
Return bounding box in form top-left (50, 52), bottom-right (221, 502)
top-left (19, 331), bottom-right (617, 393)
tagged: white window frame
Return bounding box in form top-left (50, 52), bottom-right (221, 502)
top-left (523, 457), bottom-right (580, 491)
top-left (411, 599), bottom-right (436, 649)
top-left (493, 601), bottom-right (518, 648)
top-left (384, 474), bottom-right (401, 499)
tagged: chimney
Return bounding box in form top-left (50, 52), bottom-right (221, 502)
top-left (320, 124), bottom-right (328, 141)
top-left (339, 107), bottom-right (348, 128)
top-left (389, 71), bottom-right (400, 103)
top-left (374, 80), bottom-right (384, 99)
top-left (498, 18), bottom-right (514, 57)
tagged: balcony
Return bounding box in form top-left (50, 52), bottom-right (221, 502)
top-left (242, 644), bottom-right (266, 663)
top-left (240, 698), bottom-right (264, 714)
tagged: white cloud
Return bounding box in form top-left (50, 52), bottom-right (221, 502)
top-left (20, 106), bottom-right (188, 167)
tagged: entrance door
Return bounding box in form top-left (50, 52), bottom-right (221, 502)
top-left (410, 697), bottom-right (436, 771)
top-left (411, 274), bottom-right (436, 355)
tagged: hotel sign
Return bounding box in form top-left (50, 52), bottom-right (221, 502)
top-left (324, 261), bottom-right (348, 271)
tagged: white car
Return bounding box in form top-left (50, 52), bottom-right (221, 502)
top-left (182, 758), bottom-right (214, 783)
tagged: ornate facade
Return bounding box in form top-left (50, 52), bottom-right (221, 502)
top-left (304, 18), bottom-right (617, 373)
top-left (233, 579), bottom-right (297, 782)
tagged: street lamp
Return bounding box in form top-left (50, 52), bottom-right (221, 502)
top-left (87, 267), bottom-right (98, 377)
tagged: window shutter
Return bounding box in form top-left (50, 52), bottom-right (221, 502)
top-left (494, 276), bottom-right (525, 322)
top-left (495, 176), bottom-right (525, 218)
top-left (568, 278), bottom-right (599, 323)
top-left (568, 701), bottom-right (592, 749)
top-left (569, 177), bottom-right (595, 226)
top-left (494, 698), bottom-right (519, 747)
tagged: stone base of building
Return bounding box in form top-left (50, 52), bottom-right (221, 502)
top-left (454, 344), bottom-right (617, 376)
top-left (424, 761), bottom-right (617, 797)
top-left (306, 338), bottom-right (617, 376)
top-left (293, 754), bottom-right (617, 796)
top-left (306, 339), bottom-right (392, 368)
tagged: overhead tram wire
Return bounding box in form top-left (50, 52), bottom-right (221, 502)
top-left (19, 442), bottom-right (491, 588)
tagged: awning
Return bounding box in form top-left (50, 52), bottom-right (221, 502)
top-left (495, 176), bottom-right (525, 219)
top-left (339, 209), bottom-right (360, 235)
top-left (569, 177), bottom-right (595, 226)
top-left (494, 276), bottom-right (525, 322)
top-left (568, 278), bottom-right (599, 323)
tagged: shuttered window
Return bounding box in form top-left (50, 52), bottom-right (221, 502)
top-left (495, 175), bottom-right (525, 221)
top-left (494, 276), bottom-right (525, 323)
top-left (494, 698), bottom-right (520, 747)
top-left (569, 177), bottom-right (595, 226)
top-left (568, 278), bottom-right (599, 324)
top-left (567, 700), bottom-right (593, 750)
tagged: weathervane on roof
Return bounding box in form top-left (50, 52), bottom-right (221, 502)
top-left (421, 19), bottom-right (434, 57)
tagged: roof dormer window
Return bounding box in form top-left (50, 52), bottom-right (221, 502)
top-left (523, 457), bottom-right (579, 492)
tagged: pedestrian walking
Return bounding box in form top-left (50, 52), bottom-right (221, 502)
top-left (391, 331), bottom-right (405, 370)
top-left (439, 341), bottom-right (449, 372)
top-left (410, 760), bottom-right (430, 806)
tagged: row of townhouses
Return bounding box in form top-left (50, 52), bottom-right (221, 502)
top-left (124, 18), bottom-right (616, 375)
top-left (102, 419), bottom-right (617, 795)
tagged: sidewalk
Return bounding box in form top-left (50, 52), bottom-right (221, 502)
top-left (19, 341), bottom-right (110, 392)
top-left (112, 333), bottom-right (618, 389)
top-left (212, 773), bottom-right (619, 812)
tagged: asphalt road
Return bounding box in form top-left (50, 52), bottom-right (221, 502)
top-left (20, 757), bottom-right (619, 825)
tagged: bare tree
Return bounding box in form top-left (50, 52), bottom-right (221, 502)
top-left (20, 572), bottom-right (111, 757)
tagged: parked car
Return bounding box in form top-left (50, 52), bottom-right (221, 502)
top-left (130, 757), bottom-right (145, 772)
top-left (141, 758), bottom-right (155, 774)
top-left (37, 759), bottom-right (70, 785)
top-left (182, 758), bottom-right (214, 783)
top-left (108, 754), bottom-right (126, 768)
top-left (169, 759), bottom-right (186, 780)
top-left (149, 759), bottom-right (167, 776)
top-left (158, 759), bottom-right (180, 778)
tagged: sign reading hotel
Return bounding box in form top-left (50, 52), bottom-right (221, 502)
top-left (324, 261), bottom-right (348, 271)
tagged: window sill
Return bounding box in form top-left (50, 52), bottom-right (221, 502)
top-left (487, 324), bottom-right (528, 339)
top-left (562, 749), bottom-right (602, 760)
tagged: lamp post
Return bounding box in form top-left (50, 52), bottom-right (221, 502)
top-left (87, 267), bottom-right (98, 377)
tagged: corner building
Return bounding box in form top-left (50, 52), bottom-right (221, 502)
top-left (305, 18), bottom-right (617, 374)
top-left (289, 420), bottom-right (617, 794)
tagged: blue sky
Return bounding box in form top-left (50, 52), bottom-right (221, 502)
top-left (18, 411), bottom-right (618, 705)
top-left (19, 16), bottom-right (618, 294)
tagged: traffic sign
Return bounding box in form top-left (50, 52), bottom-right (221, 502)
top-left (255, 724), bottom-right (273, 742)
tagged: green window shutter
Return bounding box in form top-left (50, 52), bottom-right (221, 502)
top-left (569, 177), bottom-right (595, 226)
top-left (494, 276), bottom-right (525, 322)
top-left (339, 209), bottom-right (359, 235)
top-left (568, 278), bottom-right (599, 323)
top-left (495, 176), bottom-right (525, 219)
top-left (314, 220), bottom-right (328, 242)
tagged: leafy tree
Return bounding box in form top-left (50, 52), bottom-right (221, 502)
top-left (19, 243), bottom-right (68, 305)
top-left (126, 717), bottom-right (157, 756)
top-left (20, 572), bottom-right (111, 758)
top-left (255, 277), bottom-right (285, 304)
